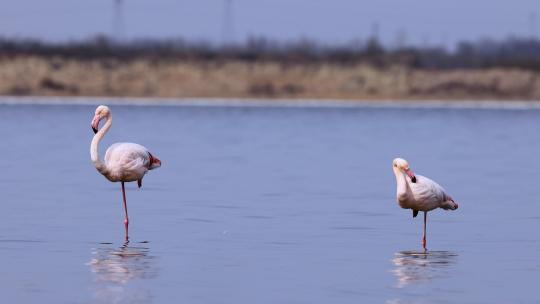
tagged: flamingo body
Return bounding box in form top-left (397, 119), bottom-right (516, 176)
top-left (103, 142), bottom-right (156, 183)
top-left (397, 174), bottom-right (456, 212)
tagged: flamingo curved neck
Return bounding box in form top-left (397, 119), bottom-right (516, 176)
top-left (91, 114), bottom-right (112, 176)
top-left (393, 166), bottom-right (410, 203)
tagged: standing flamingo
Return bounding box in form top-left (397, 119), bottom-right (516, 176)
top-left (392, 158), bottom-right (458, 251)
top-left (90, 105), bottom-right (161, 240)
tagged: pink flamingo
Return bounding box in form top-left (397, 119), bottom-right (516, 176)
top-left (392, 158), bottom-right (458, 251)
top-left (90, 105), bottom-right (161, 240)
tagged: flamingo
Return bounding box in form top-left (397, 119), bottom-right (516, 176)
top-left (392, 158), bottom-right (458, 251)
top-left (90, 105), bottom-right (161, 240)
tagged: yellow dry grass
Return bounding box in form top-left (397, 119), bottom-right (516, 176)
top-left (1, 56), bottom-right (539, 100)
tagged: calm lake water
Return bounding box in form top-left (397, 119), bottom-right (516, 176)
top-left (0, 100), bottom-right (539, 303)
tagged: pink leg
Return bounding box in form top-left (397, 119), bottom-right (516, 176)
top-left (422, 211), bottom-right (427, 251)
top-left (121, 182), bottom-right (129, 241)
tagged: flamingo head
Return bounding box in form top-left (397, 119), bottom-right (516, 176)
top-left (393, 158), bottom-right (417, 183)
top-left (91, 105), bottom-right (110, 134)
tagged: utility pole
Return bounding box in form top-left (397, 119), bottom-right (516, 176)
top-left (222, 0), bottom-right (235, 45)
top-left (394, 29), bottom-right (407, 50)
top-left (370, 21), bottom-right (379, 42)
top-left (528, 12), bottom-right (538, 39)
top-left (113, 0), bottom-right (125, 42)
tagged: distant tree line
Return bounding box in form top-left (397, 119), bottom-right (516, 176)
top-left (0, 35), bottom-right (539, 70)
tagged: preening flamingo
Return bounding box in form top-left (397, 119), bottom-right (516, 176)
top-left (90, 105), bottom-right (161, 240)
top-left (392, 158), bottom-right (458, 251)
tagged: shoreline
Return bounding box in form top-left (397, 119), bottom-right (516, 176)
top-left (2, 95), bottom-right (540, 110)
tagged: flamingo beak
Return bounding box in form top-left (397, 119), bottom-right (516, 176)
top-left (91, 116), bottom-right (100, 134)
top-left (404, 168), bottom-right (417, 183)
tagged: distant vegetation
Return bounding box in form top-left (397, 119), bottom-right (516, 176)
top-left (1, 36), bottom-right (540, 70)
top-left (1, 36), bottom-right (540, 100)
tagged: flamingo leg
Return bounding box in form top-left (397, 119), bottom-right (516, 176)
top-left (422, 211), bottom-right (427, 251)
top-left (121, 182), bottom-right (129, 241)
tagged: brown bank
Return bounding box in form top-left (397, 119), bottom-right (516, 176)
top-left (1, 56), bottom-right (539, 100)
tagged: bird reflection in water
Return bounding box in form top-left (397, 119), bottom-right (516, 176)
top-left (88, 240), bottom-right (157, 303)
top-left (391, 251), bottom-right (457, 288)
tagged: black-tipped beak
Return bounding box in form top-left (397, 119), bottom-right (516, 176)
top-left (91, 116), bottom-right (100, 134)
top-left (404, 168), bottom-right (417, 183)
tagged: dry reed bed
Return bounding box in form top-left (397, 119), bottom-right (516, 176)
top-left (0, 56), bottom-right (539, 100)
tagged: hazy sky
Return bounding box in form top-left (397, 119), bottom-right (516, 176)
top-left (0, 0), bottom-right (538, 47)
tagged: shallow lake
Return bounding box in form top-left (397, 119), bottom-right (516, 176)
top-left (0, 100), bottom-right (539, 303)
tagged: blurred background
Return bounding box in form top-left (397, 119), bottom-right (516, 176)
top-left (0, 0), bottom-right (540, 100)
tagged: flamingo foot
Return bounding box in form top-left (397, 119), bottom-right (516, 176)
top-left (422, 237), bottom-right (427, 251)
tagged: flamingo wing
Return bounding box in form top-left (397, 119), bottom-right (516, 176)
top-left (104, 143), bottom-right (151, 182)
top-left (409, 175), bottom-right (448, 211)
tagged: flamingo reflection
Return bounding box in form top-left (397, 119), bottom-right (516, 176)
top-left (391, 251), bottom-right (457, 288)
top-left (88, 240), bottom-right (157, 303)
